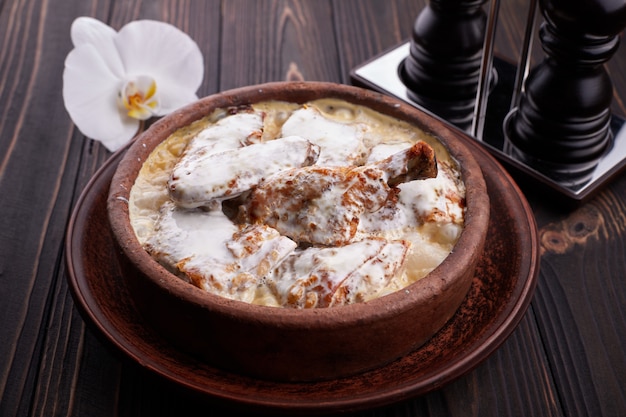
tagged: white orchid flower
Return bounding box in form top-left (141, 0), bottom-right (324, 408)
top-left (63, 17), bottom-right (204, 151)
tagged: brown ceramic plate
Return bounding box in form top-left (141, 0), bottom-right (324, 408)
top-left (65, 131), bottom-right (539, 415)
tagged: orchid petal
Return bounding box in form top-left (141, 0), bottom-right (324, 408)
top-left (63, 17), bottom-right (205, 151)
top-left (63, 44), bottom-right (138, 151)
top-left (71, 16), bottom-right (116, 46)
top-left (115, 20), bottom-right (204, 114)
top-left (70, 17), bottom-right (124, 79)
top-left (153, 81), bottom-right (199, 115)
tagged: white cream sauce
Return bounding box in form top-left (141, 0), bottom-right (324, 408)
top-left (169, 135), bottom-right (320, 208)
top-left (280, 106), bottom-right (368, 166)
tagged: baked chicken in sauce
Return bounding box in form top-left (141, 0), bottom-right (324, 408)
top-left (132, 102), bottom-right (464, 308)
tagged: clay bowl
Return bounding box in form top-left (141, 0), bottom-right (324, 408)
top-left (107, 81), bottom-right (490, 382)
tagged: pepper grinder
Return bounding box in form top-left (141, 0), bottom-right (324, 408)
top-left (505, 0), bottom-right (626, 183)
top-left (400, 0), bottom-right (490, 129)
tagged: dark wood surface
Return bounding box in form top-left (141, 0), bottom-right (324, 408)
top-left (1, 1), bottom-right (625, 416)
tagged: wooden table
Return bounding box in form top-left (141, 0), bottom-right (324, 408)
top-left (1, 1), bottom-right (625, 416)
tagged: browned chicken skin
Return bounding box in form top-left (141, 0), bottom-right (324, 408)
top-left (239, 141), bottom-right (437, 246)
top-left (268, 237), bottom-right (411, 308)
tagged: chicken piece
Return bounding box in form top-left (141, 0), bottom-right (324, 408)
top-left (280, 106), bottom-right (368, 166)
top-left (359, 141), bottom-right (465, 244)
top-left (240, 141), bottom-right (437, 246)
top-left (144, 201), bottom-right (297, 303)
top-left (268, 238), bottom-right (411, 308)
top-left (184, 110), bottom-right (264, 156)
top-left (169, 136), bottom-right (320, 208)
top-left (375, 140), bottom-right (438, 185)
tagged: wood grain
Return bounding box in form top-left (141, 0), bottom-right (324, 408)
top-left (534, 177), bottom-right (626, 417)
top-left (0, 0), bottom-right (108, 415)
top-left (220, 0), bottom-right (341, 89)
top-left (332, 0), bottom-right (425, 82)
top-left (0, 0), bottom-right (625, 416)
